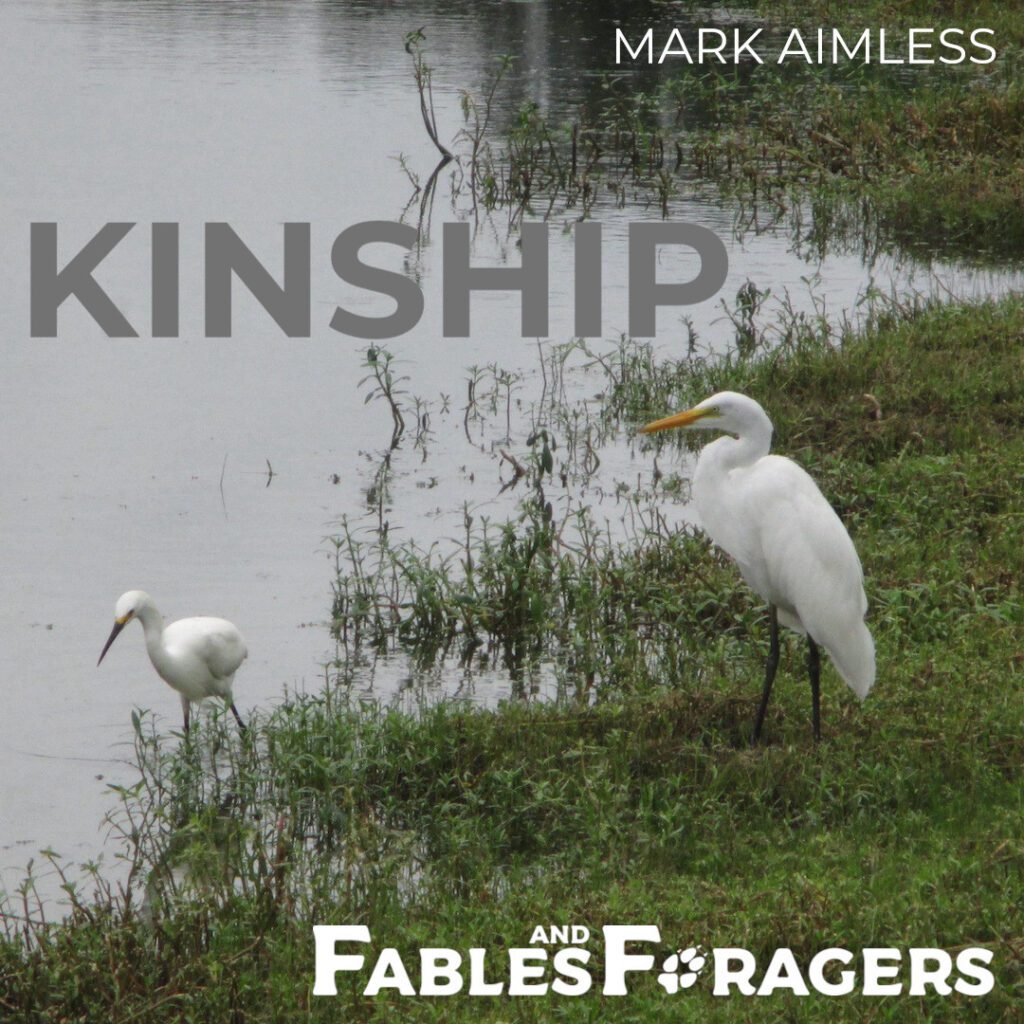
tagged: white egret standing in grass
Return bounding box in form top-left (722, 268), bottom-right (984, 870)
top-left (641, 391), bottom-right (874, 741)
top-left (97, 590), bottom-right (248, 735)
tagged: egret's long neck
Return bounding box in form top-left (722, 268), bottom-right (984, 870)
top-left (691, 419), bottom-right (773, 545)
top-left (729, 421), bottom-right (772, 467)
top-left (135, 601), bottom-right (165, 654)
top-left (702, 418), bottom-right (772, 475)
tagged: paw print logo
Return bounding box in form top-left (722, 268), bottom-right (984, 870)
top-left (657, 946), bottom-right (707, 994)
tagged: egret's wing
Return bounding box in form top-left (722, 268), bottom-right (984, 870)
top-left (745, 457), bottom-right (863, 596)
top-left (733, 456), bottom-right (875, 698)
top-left (165, 617), bottom-right (248, 680)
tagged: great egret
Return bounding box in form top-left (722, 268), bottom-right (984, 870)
top-left (641, 391), bottom-right (874, 741)
top-left (97, 590), bottom-right (248, 735)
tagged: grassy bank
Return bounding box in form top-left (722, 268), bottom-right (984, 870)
top-left (750, 0), bottom-right (1024, 50)
top-left (699, 0), bottom-right (1024, 258)
top-left (3, 294), bottom-right (1023, 1020)
top-left (455, 2), bottom-right (1024, 259)
top-left (689, 69), bottom-right (1024, 260)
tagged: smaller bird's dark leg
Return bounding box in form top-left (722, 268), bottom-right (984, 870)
top-left (807, 636), bottom-right (822, 743)
top-left (230, 702), bottom-right (247, 735)
top-left (181, 696), bottom-right (191, 736)
top-left (753, 605), bottom-right (780, 743)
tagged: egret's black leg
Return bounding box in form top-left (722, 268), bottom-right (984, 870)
top-left (230, 702), bottom-right (247, 735)
top-left (807, 636), bottom-right (821, 743)
top-left (181, 697), bottom-right (191, 736)
top-left (753, 605), bottom-right (780, 743)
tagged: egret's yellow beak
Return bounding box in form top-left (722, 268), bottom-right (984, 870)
top-left (97, 618), bottom-right (128, 666)
top-left (640, 406), bottom-right (713, 434)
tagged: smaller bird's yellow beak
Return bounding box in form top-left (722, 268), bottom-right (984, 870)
top-left (639, 407), bottom-right (712, 434)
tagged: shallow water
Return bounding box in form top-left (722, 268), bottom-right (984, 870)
top-left (1, 0), bottom-right (1021, 902)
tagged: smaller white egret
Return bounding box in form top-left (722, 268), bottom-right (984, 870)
top-left (641, 391), bottom-right (874, 742)
top-left (97, 590), bottom-right (248, 735)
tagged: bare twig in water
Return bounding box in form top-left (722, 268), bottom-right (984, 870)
top-left (417, 155), bottom-right (449, 241)
top-left (219, 453), bottom-right (228, 517)
top-left (406, 29), bottom-right (453, 162)
top-left (498, 449), bottom-right (527, 493)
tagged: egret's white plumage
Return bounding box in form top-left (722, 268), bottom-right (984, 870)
top-left (642, 391), bottom-right (874, 740)
top-left (97, 590), bottom-right (248, 734)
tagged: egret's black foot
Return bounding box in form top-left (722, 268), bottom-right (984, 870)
top-left (230, 702), bottom-right (247, 735)
top-left (807, 637), bottom-right (821, 743)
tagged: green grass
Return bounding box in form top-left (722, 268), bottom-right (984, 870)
top-left (3, 294), bottom-right (1023, 1020)
top-left (748, 0), bottom-right (1024, 51)
top-left (689, 70), bottom-right (1024, 260)
top-left (684, 0), bottom-right (1024, 257)
top-left (471, 2), bottom-right (1024, 259)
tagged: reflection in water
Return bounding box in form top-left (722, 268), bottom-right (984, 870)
top-left (1, 0), bottom-right (1021, 902)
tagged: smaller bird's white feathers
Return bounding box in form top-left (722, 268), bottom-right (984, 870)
top-left (108, 590), bottom-right (247, 706)
top-left (151, 617), bottom-right (248, 702)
